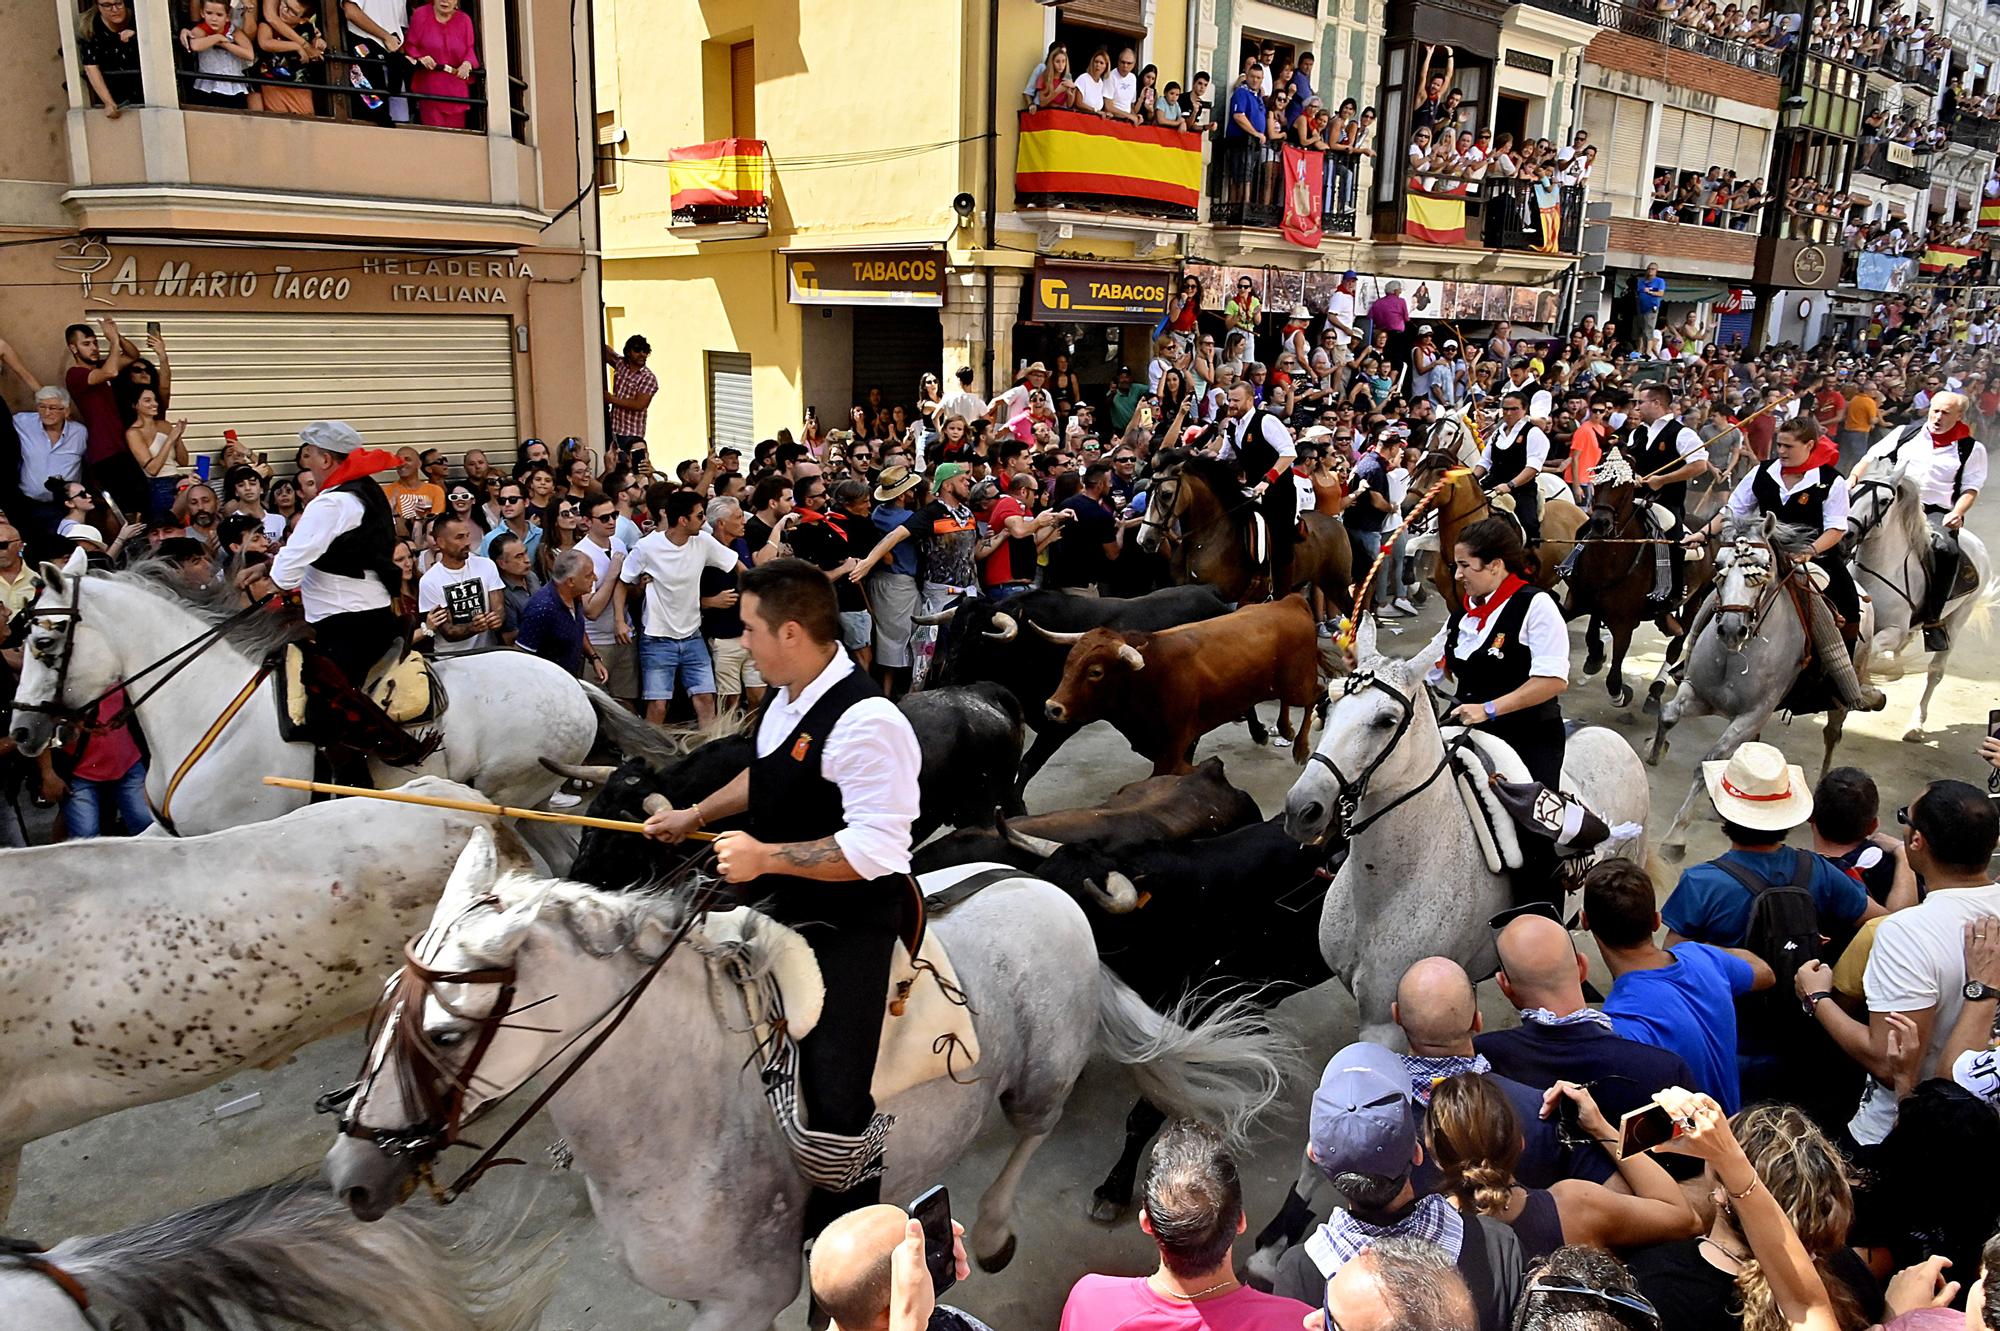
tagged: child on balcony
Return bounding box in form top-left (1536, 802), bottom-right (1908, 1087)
top-left (180, 0), bottom-right (258, 111)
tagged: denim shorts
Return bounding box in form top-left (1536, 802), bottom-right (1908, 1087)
top-left (637, 632), bottom-right (715, 700)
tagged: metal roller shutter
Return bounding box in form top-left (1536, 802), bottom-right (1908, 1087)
top-left (118, 312), bottom-right (516, 469)
top-left (707, 351), bottom-right (754, 450)
top-left (1583, 90), bottom-right (1649, 216)
top-left (850, 307), bottom-right (944, 424)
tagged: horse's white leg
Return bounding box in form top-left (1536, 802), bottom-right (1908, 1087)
top-left (1904, 646), bottom-right (1951, 742)
top-left (970, 1130), bottom-right (1050, 1273)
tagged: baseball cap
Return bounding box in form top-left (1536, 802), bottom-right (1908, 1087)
top-left (932, 462), bottom-right (967, 486)
top-left (1341, 269), bottom-right (1359, 281)
top-left (299, 420), bottom-right (364, 455)
top-left (1309, 1042), bottom-right (1417, 1181)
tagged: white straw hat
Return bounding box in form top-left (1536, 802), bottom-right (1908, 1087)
top-left (1702, 742), bottom-right (1813, 831)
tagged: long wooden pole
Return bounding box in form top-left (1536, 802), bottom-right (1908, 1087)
top-left (260, 776), bottom-right (718, 840)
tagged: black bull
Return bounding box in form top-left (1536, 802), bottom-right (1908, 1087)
top-left (916, 805), bottom-right (1337, 1221)
top-left (920, 585), bottom-right (1242, 804)
top-left (561, 683), bottom-right (1026, 889)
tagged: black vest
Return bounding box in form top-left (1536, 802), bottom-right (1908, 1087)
top-left (1629, 417), bottom-right (1694, 513)
top-left (746, 666), bottom-right (909, 933)
top-left (1445, 585), bottom-right (1560, 722)
top-left (1483, 423), bottom-right (1542, 503)
top-left (310, 478), bottom-right (403, 597)
top-left (1232, 409), bottom-right (1287, 481)
top-left (1750, 465), bottom-right (1834, 532)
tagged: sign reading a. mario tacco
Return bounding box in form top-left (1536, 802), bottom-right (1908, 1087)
top-left (785, 248), bottom-right (946, 308)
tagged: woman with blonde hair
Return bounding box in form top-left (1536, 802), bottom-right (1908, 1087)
top-left (1425, 1075), bottom-right (1701, 1263)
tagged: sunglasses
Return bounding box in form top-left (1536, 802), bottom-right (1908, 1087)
top-left (500, 495), bottom-right (525, 504)
top-left (1523, 1279), bottom-right (1661, 1329)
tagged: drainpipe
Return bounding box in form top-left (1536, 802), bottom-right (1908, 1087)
top-left (982, 0), bottom-right (1000, 396)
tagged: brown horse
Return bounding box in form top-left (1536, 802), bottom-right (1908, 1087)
top-left (1427, 468), bottom-right (1585, 614)
top-left (1139, 453), bottom-right (1355, 614)
top-left (1562, 475), bottom-right (1698, 710)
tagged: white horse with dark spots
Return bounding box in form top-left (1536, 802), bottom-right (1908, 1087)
top-left (0, 782), bottom-right (516, 1219)
top-left (323, 832), bottom-right (1294, 1331)
top-left (6, 551), bottom-right (612, 839)
top-left (1283, 615), bottom-right (1651, 1047)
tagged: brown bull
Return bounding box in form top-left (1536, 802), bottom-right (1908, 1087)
top-left (1043, 594), bottom-right (1321, 773)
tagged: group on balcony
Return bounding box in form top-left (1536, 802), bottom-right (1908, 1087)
top-left (76, 0), bottom-right (491, 129)
top-left (1649, 166), bottom-right (1766, 230)
top-left (1634, 0), bottom-right (1787, 66)
top-left (1024, 40), bottom-right (1207, 130)
top-left (1218, 46), bottom-right (1379, 224)
top-left (1857, 106), bottom-right (1945, 172)
top-left (1820, 5), bottom-right (1948, 76)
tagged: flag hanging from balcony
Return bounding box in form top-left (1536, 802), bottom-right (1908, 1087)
top-left (1919, 243), bottom-right (1979, 273)
top-left (1404, 175), bottom-right (1466, 247)
top-left (667, 139), bottom-right (770, 211)
top-left (1980, 179), bottom-right (2000, 228)
top-left (1533, 180), bottom-right (1564, 255)
top-left (1016, 109), bottom-right (1203, 214)
top-left (1280, 146), bottom-right (1325, 248)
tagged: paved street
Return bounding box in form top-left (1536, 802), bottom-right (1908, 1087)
top-left (13, 502), bottom-right (1998, 1330)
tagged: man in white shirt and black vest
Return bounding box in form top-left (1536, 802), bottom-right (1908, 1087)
top-left (1214, 380), bottom-right (1298, 593)
top-left (1476, 391), bottom-right (1549, 544)
top-left (1626, 384), bottom-right (1710, 608)
top-left (644, 559), bottom-right (923, 1238)
top-left (1853, 390), bottom-right (1986, 649)
top-left (1505, 357), bottom-right (1554, 427)
top-left (268, 420), bottom-right (406, 688)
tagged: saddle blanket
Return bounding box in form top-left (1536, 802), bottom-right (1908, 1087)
top-left (708, 883), bottom-right (984, 1104)
top-left (280, 643), bottom-right (439, 727)
top-left (1444, 727), bottom-right (1640, 874)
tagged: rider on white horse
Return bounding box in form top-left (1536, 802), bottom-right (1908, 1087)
top-left (267, 420), bottom-right (406, 689)
top-left (1852, 390), bottom-right (1986, 650)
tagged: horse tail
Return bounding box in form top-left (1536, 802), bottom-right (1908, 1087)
top-left (1964, 561), bottom-right (2000, 640)
top-left (46, 1179), bottom-right (561, 1331)
top-left (578, 680), bottom-right (679, 768)
top-left (1092, 968), bottom-right (1297, 1152)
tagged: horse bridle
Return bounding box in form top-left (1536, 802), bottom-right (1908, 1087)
top-left (1844, 474), bottom-right (1925, 616)
top-left (1305, 671), bottom-right (1461, 842)
top-left (326, 870), bottom-right (724, 1204)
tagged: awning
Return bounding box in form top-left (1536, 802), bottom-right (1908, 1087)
top-left (1660, 278), bottom-right (1731, 303)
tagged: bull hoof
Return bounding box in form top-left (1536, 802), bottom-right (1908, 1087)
top-left (976, 1234), bottom-right (1018, 1274)
top-left (1583, 654), bottom-right (1604, 677)
top-left (1662, 841), bottom-right (1686, 863)
top-left (1088, 1194), bottom-right (1128, 1225)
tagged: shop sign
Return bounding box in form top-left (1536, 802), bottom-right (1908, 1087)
top-left (85, 248), bottom-right (532, 309)
top-left (785, 248), bottom-right (946, 308)
top-left (1031, 261), bottom-right (1173, 324)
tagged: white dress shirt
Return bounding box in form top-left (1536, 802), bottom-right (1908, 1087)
top-left (12, 414), bottom-right (88, 502)
top-left (1479, 421), bottom-right (1550, 477)
top-left (1726, 462), bottom-right (1850, 531)
top-left (756, 651), bottom-right (921, 879)
top-left (1642, 416), bottom-right (1706, 464)
top-left (1420, 586), bottom-right (1571, 686)
top-left (1866, 426), bottom-right (1988, 510)
top-left (268, 488), bottom-right (392, 620)
top-left (1217, 411), bottom-right (1296, 471)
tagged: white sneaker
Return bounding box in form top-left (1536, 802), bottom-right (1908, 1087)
top-left (1376, 601), bottom-right (1411, 619)
top-left (547, 791), bottom-right (582, 809)
top-left (1392, 597), bottom-right (1419, 617)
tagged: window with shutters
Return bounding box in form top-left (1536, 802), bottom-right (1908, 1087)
top-left (1583, 89), bottom-right (1648, 217)
top-left (1736, 125), bottom-right (1770, 183)
top-left (706, 352), bottom-right (754, 452)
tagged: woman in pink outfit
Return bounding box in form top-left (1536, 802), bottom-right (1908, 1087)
top-left (402, 0), bottom-right (478, 129)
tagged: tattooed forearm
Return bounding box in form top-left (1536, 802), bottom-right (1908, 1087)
top-left (769, 836), bottom-right (862, 880)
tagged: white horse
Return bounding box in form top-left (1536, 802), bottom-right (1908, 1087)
top-left (1, 1180), bottom-right (555, 1331)
top-left (324, 833), bottom-right (1292, 1331)
top-left (6, 551), bottom-right (611, 838)
top-left (0, 781), bottom-right (516, 1218)
top-left (1281, 615), bottom-right (1651, 1048)
top-left (1845, 456), bottom-right (1998, 740)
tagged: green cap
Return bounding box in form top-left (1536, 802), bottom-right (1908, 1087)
top-left (932, 462), bottom-right (967, 485)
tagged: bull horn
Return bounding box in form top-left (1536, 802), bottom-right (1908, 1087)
top-left (998, 818), bottom-right (1063, 858)
top-left (1030, 623), bottom-right (1087, 645)
top-left (982, 612), bottom-right (1018, 641)
top-left (540, 758), bottom-right (617, 786)
top-left (1116, 644), bottom-right (1146, 671)
top-left (641, 793), bottom-right (671, 815)
top-left (1084, 872), bottom-right (1142, 914)
top-left (910, 606), bottom-right (958, 626)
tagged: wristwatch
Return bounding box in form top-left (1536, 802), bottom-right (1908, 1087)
top-left (1965, 980), bottom-right (1999, 1002)
top-left (1483, 701), bottom-right (1499, 720)
top-left (1802, 989), bottom-right (1836, 1017)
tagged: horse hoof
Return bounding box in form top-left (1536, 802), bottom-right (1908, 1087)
top-left (1609, 686), bottom-right (1632, 710)
top-left (976, 1234), bottom-right (1018, 1274)
top-left (1583, 656), bottom-right (1604, 677)
top-left (1642, 695), bottom-right (1660, 716)
top-left (1662, 842), bottom-right (1687, 863)
top-left (1902, 727), bottom-right (1926, 743)
top-left (1645, 743), bottom-right (1666, 767)
top-left (1088, 1195), bottom-right (1128, 1225)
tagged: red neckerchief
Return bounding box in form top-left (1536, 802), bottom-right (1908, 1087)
top-left (1786, 438), bottom-right (1841, 476)
top-left (1462, 574), bottom-right (1528, 632)
top-left (1928, 420), bottom-right (1971, 449)
top-left (319, 447), bottom-right (401, 489)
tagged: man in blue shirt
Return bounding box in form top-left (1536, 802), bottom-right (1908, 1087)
top-left (1583, 859), bottom-right (1771, 1112)
top-left (516, 547), bottom-right (606, 682)
top-left (1634, 264), bottom-right (1667, 357)
top-left (1224, 61), bottom-right (1269, 208)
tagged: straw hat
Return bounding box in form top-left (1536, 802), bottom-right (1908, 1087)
top-left (66, 524), bottom-right (104, 545)
top-left (872, 465), bottom-right (921, 502)
top-left (1019, 361), bottom-right (1049, 379)
top-left (1702, 742), bottom-right (1813, 831)
top-left (1287, 305), bottom-right (1312, 322)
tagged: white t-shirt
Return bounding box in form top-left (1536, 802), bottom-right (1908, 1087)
top-left (1106, 69), bottom-right (1138, 113)
top-left (1327, 289), bottom-right (1359, 341)
top-left (1075, 72), bottom-right (1106, 113)
top-left (620, 529), bottom-right (739, 640)
top-left (418, 554), bottom-right (504, 654)
top-left (349, 0), bottom-right (408, 37)
top-left (575, 534), bottom-right (629, 646)
top-left (1851, 883), bottom-right (2000, 1143)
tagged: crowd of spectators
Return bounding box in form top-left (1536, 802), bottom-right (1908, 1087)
top-left (77, 0), bottom-right (489, 128)
top-left (1808, 4), bottom-right (1949, 74)
top-left (1858, 108), bottom-right (1947, 173)
top-left (1651, 168), bottom-right (1766, 230)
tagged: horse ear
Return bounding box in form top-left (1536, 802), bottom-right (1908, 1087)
top-left (1762, 512), bottom-right (1778, 539)
top-left (434, 826), bottom-right (503, 923)
top-left (1353, 610), bottom-right (1383, 670)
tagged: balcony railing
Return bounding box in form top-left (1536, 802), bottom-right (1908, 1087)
top-left (1521, 0), bottom-right (1602, 23)
top-left (1015, 109), bottom-right (1202, 222)
top-left (1201, 141), bottom-right (1360, 238)
top-left (1878, 51), bottom-right (1941, 92)
top-left (1947, 116), bottom-right (2000, 152)
top-left (1587, 0), bottom-right (1781, 74)
top-left (1856, 151), bottom-right (1934, 189)
top-left (666, 139), bottom-right (771, 236)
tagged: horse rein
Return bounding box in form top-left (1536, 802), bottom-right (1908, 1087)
top-left (0, 1240), bottom-right (106, 1329)
top-left (1845, 475), bottom-right (1925, 616)
top-left (1306, 672), bottom-right (1462, 842)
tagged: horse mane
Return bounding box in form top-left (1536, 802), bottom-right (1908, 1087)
top-left (1177, 453), bottom-right (1243, 501)
top-left (602, 701), bottom-right (754, 773)
top-left (1885, 466), bottom-right (1935, 571)
top-left (44, 1179), bottom-right (558, 1331)
top-left (1721, 513), bottom-right (1819, 560)
top-left (98, 559), bottom-right (307, 659)
top-left (462, 872), bottom-right (782, 980)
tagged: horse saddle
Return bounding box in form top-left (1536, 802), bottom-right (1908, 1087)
top-left (1443, 728), bottom-right (1638, 879)
top-left (277, 642), bottom-right (441, 733)
top-left (1927, 532), bottom-right (1981, 600)
top-left (1640, 502), bottom-right (1679, 535)
top-left (711, 879), bottom-right (986, 1104)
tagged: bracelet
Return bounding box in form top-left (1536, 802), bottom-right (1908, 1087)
top-left (691, 802), bottom-right (706, 829)
top-left (1725, 1174), bottom-right (1762, 1201)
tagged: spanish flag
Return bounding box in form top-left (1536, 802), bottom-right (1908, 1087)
top-left (1016, 109), bottom-right (1203, 211)
top-left (1533, 180), bottom-right (1564, 255)
top-left (1405, 176), bottom-right (1466, 246)
top-left (1981, 191), bottom-right (2000, 229)
top-left (1919, 243), bottom-right (1980, 273)
top-left (667, 139), bottom-right (770, 212)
